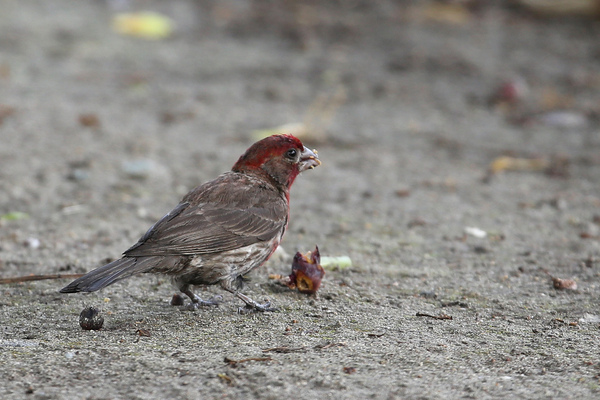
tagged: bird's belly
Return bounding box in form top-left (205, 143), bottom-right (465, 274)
top-left (175, 241), bottom-right (277, 286)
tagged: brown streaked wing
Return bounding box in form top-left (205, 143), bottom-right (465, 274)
top-left (124, 177), bottom-right (287, 257)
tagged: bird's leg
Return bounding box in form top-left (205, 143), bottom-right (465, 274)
top-left (221, 280), bottom-right (276, 313)
top-left (235, 292), bottom-right (276, 313)
top-left (180, 285), bottom-right (222, 310)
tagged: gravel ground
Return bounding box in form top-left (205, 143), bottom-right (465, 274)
top-left (1, 1), bottom-right (600, 399)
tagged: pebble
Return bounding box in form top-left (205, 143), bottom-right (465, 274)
top-left (24, 237), bottom-right (40, 249)
top-left (121, 159), bottom-right (162, 179)
top-left (537, 111), bottom-right (588, 129)
top-left (465, 227), bottom-right (487, 238)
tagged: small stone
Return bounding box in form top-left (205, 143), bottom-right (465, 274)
top-left (24, 237), bottom-right (40, 249)
top-left (419, 290), bottom-right (437, 299)
top-left (465, 227), bottom-right (487, 238)
top-left (395, 188), bottom-right (411, 198)
top-left (78, 113), bottom-right (101, 128)
top-left (170, 293), bottom-right (185, 306)
top-left (121, 159), bottom-right (166, 180)
top-left (343, 366), bottom-right (356, 374)
top-left (67, 169), bottom-right (90, 182)
top-left (473, 245), bottom-right (489, 254)
top-left (552, 277), bottom-right (577, 291)
top-left (538, 111), bottom-right (588, 129)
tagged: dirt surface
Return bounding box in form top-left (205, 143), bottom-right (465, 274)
top-left (1, 1), bottom-right (600, 399)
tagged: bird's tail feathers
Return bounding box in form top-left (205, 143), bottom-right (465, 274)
top-left (59, 257), bottom-right (159, 293)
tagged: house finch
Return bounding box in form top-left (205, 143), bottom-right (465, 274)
top-left (60, 134), bottom-right (320, 312)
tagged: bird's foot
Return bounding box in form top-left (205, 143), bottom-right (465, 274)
top-left (186, 294), bottom-right (222, 310)
top-left (236, 292), bottom-right (277, 313)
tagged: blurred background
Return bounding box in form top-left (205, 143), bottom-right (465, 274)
top-left (1, 0), bottom-right (599, 276)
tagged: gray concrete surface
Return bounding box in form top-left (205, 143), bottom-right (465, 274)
top-left (1, 1), bottom-right (599, 399)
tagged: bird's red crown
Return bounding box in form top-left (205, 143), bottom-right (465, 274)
top-left (232, 134), bottom-right (304, 171)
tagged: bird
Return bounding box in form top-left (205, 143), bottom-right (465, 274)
top-left (60, 134), bottom-right (320, 312)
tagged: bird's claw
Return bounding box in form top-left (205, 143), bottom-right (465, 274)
top-left (237, 302), bottom-right (277, 314)
top-left (236, 293), bottom-right (277, 313)
top-left (186, 294), bottom-right (222, 310)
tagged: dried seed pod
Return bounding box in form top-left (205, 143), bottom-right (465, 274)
top-left (79, 306), bottom-right (104, 330)
top-left (289, 246), bottom-right (325, 294)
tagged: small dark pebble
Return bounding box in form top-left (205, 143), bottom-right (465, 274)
top-left (79, 306), bottom-right (104, 330)
top-left (408, 218), bottom-right (427, 228)
top-left (473, 245), bottom-right (489, 254)
top-left (583, 256), bottom-right (596, 268)
top-left (441, 301), bottom-right (469, 308)
top-left (395, 189), bottom-right (411, 198)
top-left (419, 290), bottom-right (437, 299)
top-left (78, 113), bottom-right (100, 128)
top-left (170, 293), bottom-right (185, 306)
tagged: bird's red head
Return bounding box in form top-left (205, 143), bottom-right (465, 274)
top-left (232, 134), bottom-right (320, 190)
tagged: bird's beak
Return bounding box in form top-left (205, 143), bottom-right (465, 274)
top-left (298, 146), bottom-right (321, 172)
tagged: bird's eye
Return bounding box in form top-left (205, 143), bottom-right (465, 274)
top-left (286, 148), bottom-right (298, 160)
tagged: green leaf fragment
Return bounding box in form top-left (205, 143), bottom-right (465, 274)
top-left (1, 212), bottom-right (29, 221)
